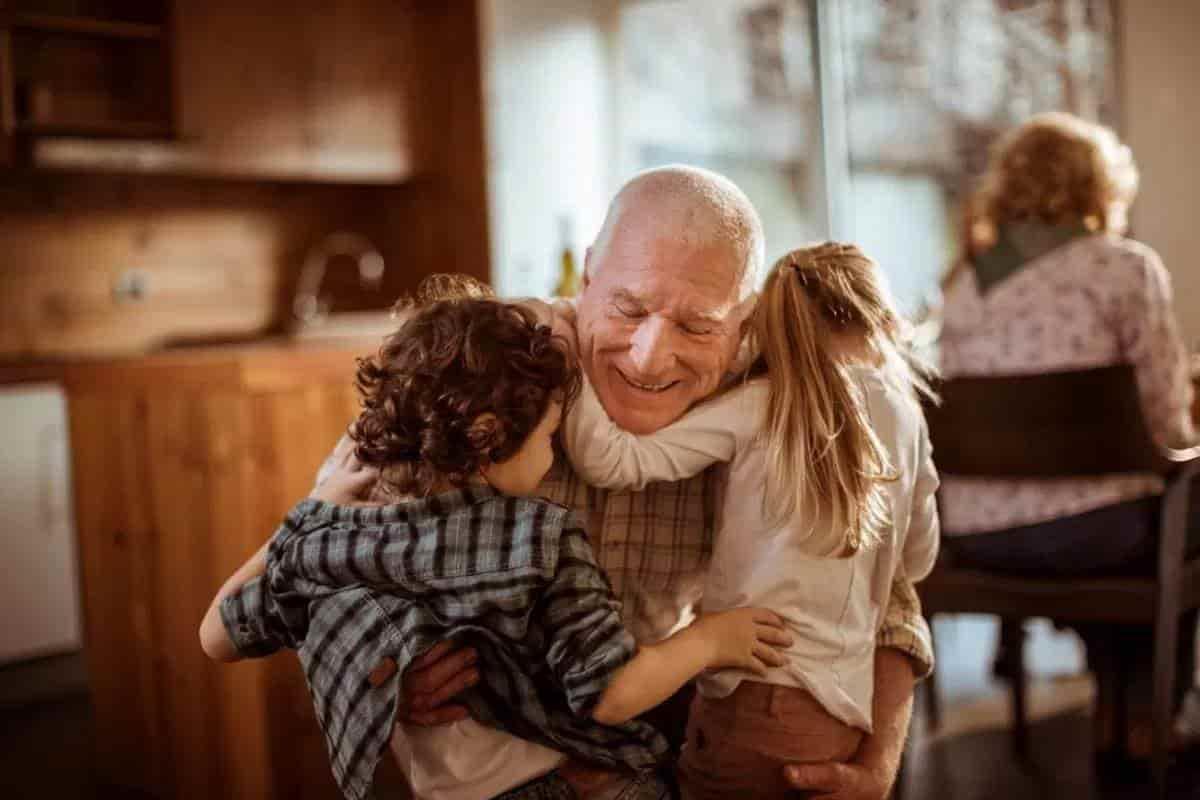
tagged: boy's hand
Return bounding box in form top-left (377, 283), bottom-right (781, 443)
top-left (396, 640), bottom-right (480, 726)
top-left (310, 441), bottom-right (378, 505)
top-left (693, 607), bottom-right (791, 674)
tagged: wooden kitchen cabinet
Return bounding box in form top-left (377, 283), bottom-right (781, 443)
top-left (64, 343), bottom-right (369, 799)
top-left (163, 0), bottom-right (418, 182)
top-left (17, 0), bottom-right (485, 184)
top-left (0, 0), bottom-right (172, 135)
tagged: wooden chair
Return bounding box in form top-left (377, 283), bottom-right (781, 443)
top-left (917, 365), bottom-right (1200, 797)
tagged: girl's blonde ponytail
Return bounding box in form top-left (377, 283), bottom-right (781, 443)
top-left (752, 243), bottom-right (922, 557)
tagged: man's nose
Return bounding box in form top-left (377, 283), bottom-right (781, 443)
top-left (629, 316), bottom-right (676, 376)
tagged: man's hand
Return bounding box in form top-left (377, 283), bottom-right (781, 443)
top-left (782, 647), bottom-right (916, 799)
top-left (397, 640), bottom-right (481, 727)
top-left (783, 762), bottom-right (890, 800)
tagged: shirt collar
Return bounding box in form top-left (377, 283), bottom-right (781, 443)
top-left (310, 483), bottom-right (500, 523)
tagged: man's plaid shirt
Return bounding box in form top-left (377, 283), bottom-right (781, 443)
top-left (220, 487), bottom-right (668, 800)
top-left (538, 456), bottom-right (934, 676)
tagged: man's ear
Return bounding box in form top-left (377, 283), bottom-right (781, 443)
top-left (733, 291), bottom-right (759, 331)
top-left (581, 246), bottom-right (593, 291)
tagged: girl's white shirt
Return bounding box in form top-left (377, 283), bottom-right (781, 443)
top-left (562, 364), bottom-right (940, 731)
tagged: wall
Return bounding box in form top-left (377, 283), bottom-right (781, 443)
top-left (0, 175), bottom-right (423, 357)
top-left (1120, 0), bottom-right (1200, 347)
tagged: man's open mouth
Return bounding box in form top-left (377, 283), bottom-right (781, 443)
top-left (616, 368), bottom-right (679, 394)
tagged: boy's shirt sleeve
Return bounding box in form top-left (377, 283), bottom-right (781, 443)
top-left (218, 502), bottom-right (315, 658)
top-left (219, 575), bottom-right (290, 658)
top-left (539, 513), bottom-right (638, 716)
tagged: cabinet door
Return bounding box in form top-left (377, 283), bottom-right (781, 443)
top-left (0, 383), bottom-right (81, 664)
top-left (171, 0), bottom-right (416, 182)
top-left (68, 390), bottom-right (170, 797)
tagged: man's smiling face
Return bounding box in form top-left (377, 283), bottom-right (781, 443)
top-left (575, 216), bottom-right (749, 435)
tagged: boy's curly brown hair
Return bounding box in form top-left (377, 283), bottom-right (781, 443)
top-left (349, 276), bottom-right (580, 496)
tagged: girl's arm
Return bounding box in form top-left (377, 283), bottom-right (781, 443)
top-left (591, 607), bottom-right (791, 725)
top-left (563, 377), bottom-right (766, 491)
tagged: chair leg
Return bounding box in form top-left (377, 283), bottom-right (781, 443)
top-left (1000, 617), bottom-right (1029, 759)
top-left (1088, 630), bottom-right (1116, 757)
top-left (1114, 630), bottom-right (1132, 761)
top-left (1151, 609), bottom-right (1179, 798)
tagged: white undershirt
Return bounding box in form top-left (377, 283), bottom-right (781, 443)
top-left (389, 719), bottom-right (565, 800)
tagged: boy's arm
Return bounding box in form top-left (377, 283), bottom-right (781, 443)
top-left (592, 607), bottom-right (790, 725)
top-left (540, 517), bottom-right (789, 726)
top-left (199, 463), bottom-right (377, 663)
top-left (199, 540), bottom-right (271, 662)
top-left (562, 377), bottom-right (763, 491)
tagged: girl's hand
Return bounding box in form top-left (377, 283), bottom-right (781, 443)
top-left (693, 607), bottom-right (792, 674)
top-left (310, 441), bottom-right (379, 505)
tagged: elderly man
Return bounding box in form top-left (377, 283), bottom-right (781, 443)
top-left (345, 166), bottom-right (932, 799)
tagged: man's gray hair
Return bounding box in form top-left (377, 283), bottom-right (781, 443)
top-left (591, 165), bottom-right (766, 298)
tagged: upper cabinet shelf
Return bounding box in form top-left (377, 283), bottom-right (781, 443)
top-left (2, 1), bottom-right (174, 159)
top-left (11, 12), bottom-right (165, 40)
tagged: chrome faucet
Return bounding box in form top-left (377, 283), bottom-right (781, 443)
top-left (292, 232), bottom-right (387, 324)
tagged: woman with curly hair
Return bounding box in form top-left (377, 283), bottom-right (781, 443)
top-left (938, 112), bottom-right (1199, 757)
top-left (198, 277), bottom-right (789, 800)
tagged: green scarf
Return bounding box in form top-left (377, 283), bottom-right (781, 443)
top-left (971, 221), bottom-right (1092, 293)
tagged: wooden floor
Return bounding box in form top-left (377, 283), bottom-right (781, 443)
top-left (2, 618), bottom-right (1199, 799)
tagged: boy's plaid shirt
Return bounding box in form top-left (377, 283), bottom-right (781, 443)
top-left (537, 457), bottom-right (934, 676)
top-left (220, 487), bottom-right (668, 800)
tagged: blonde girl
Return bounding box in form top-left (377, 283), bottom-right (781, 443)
top-left (562, 241), bottom-right (941, 799)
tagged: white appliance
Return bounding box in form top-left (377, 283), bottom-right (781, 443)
top-left (0, 383), bottom-right (82, 664)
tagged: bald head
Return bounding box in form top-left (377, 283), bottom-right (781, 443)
top-left (576, 166), bottom-right (765, 434)
top-left (590, 165), bottom-right (765, 299)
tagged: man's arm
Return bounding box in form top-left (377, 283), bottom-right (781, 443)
top-left (784, 573), bottom-right (930, 799)
top-left (784, 647), bottom-right (915, 799)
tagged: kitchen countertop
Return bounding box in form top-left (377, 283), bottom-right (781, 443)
top-left (0, 337), bottom-right (381, 392)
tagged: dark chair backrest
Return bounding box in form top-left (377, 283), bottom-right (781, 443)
top-left (925, 365), bottom-right (1171, 478)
